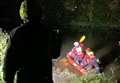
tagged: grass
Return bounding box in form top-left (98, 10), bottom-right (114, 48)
top-left (54, 73), bottom-right (117, 83)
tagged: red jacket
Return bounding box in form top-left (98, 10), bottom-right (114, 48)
top-left (72, 47), bottom-right (84, 57)
top-left (86, 54), bottom-right (96, 63)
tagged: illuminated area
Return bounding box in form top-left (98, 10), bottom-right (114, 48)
top-left (52, 28), bottom-right (120, 83)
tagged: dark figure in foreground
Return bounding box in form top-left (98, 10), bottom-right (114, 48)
top-left (3, 21), bottom-right (53, 83)
top-left (3, 0), bottom-right (53, 83)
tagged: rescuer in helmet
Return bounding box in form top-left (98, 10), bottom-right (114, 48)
top-left (82, 48), bottom-right (100, 73)
top-left (71, 41), bottom-right (85, 65)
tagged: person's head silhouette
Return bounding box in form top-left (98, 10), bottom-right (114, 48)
top-left (26, 0), bottom-right (42, 22)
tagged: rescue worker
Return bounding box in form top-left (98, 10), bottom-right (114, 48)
top-left (71, 41), bottom-right (85, 65)
top-left (3, 0), bottom-right (53, 83)
top-left (84, 48), bottom-right (100, 73)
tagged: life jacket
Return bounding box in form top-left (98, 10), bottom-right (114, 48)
top-left (85, 51), bottom-right (96, 64)
top-left (67, 51), bottom-right (74, 58)
top-left (72, 47), bottom-right (82, 55)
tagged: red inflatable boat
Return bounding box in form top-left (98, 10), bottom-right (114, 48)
top-left (66, 52), bottom-right (87, 75)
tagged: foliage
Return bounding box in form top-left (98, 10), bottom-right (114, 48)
top-left (0, 30), bottom-right (10, 83)
top-left (63, 0), bottom-right (120, 27)
top-left (0, 31), bottom-right (10, 65)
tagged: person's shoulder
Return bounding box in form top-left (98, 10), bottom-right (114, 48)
top-left (10, 22), bottom-right (29, 38)
top-left (13, 21), bottom-right (49, 36)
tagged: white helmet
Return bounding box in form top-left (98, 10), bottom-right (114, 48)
top-left (74, 42), bottom-right (79, 47)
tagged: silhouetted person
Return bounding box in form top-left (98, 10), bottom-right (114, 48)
top-left (3, 0), bottom-right (53, 83)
